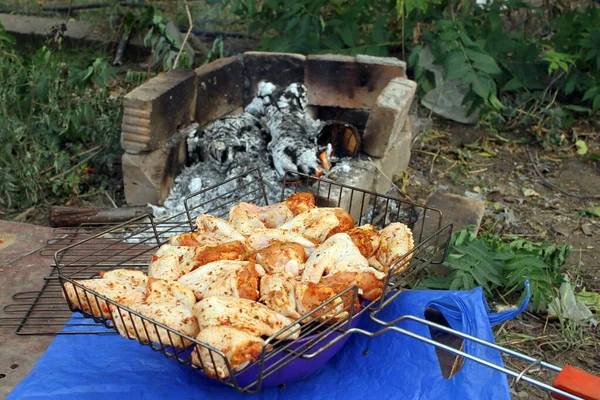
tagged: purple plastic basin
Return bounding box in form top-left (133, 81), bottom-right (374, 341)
top-left (223, 303), bottom-right (368, 389)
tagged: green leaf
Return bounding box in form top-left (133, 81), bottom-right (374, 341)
top-left (583, 87), bottom-right (599, 102)
top-left (594, 94), bottom-right (600, 112)
top-left (583, 206), bottom-right (600, 217)
top-left (0, 32), bottom-right (16, 45)
top-left (575, 140), bottom-right (588, 156)
top-left (322, 34), bottom-right (343, 50)
top-left (372, 16), bottom-right (388, 44)
top-left (502, 77), bottom-right (523, 91)
top-left (464, 48), bottom-right (502, 75)
top-left (339, 24), bottom-right (356, 47)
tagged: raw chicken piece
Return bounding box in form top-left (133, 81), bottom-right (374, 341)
top-left (247, 228), bottom-right (316, 255)
top-left (169, 214), bottom-right (245, 247)
top-left (111, 278), bottom-right (199, 348)
top-left (259, 273), bottom-right (347, 322)
top-left (192, 326), bottom-right (268, 379)
top-left (62, 269), bottom-right (148, 319)
top-left (144, 278), bottom-right (196, 309)
top-left (149, 242), bottom-right (250, 281)
top-left (228, 192), bottom-right (316, 235)
top-left (302, 233), bottom-right (386, 301)
top-left (279, 207), bottom-right (354, 243)
top-left (229, 202), bottom-right (293, 235)
top-left (347, 224), bottom-right (381, 258)
top-left (369, 222), bottom-right (414, 273)
top-left (177, 260), bottom-right (265, 301)
top-left (255, 241), bottom-right (305, 277)
top-left (193, 296), bottom-right (300, 340)
top-left (285, 192), bottom-right (316, 215)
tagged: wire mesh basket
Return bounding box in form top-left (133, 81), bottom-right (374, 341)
top-left (55, 168), bottom-right (453, 393)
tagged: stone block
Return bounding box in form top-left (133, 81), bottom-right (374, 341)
top-left (121, 69), bottom-right (197, 154)
top-left (243, 52), bottom-right (306, 101)
top-left (414, 190), bottom-right (485, 245)
top-left (195, 56), bottom-right (244, 126)
top-left (122, 137), bottom-right (187, 206)
top-left (305, 54), bottom-right (406, 110)
top-left (372, 117), bottom-right (413, 195)
top-left (362, 77), bottom-right (417, 157)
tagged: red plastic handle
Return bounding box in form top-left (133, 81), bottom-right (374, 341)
top-left (552, 365), bottom-right (600, 400)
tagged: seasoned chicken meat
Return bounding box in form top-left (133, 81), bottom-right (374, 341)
top-left (247, 228), bottom-right (316, 255)
top-left (347, 224), bottom-right (381, 258)
top-left (255, 241), bottom-right (306, 277)
top-left (192, 326), bottom-right (268, 379)
top-left (111, 279), bottom-right (199, 348)
top-left (169, 214), bottom-right (245, 247)
top-left (148, 241), bottom-right (250, 281)
top-left (285, 192), bottom-right (316, 215)
top-left (193, 296), bottom-right (300, 340)
top-left (228, 192), bottom-right (316, 235)
top-left (62, 269), bottom-right (148, 319)
top-left (177, 260), bottom-right (265, 301)
top-left (302, 233), bottom-right (386, 301)
top-left (279, 207), bottom-right (354, 243)
top-left (259, 273), bottom-right (346, 323)
top-left (229, 202), bottom-right (293, 235)
top-left (369, 222), bottom-right (414, 273)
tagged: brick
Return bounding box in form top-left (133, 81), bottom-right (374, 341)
top-left (305, 54), bottom-right (406, 110)
top-left (195, 56), bottom-right (244, 126)
top-left (362, 77), bottom-right (417, 157)
top-left (243, 52), bottom-right (305, 101)
top-left (121, 69), bottom-right (197, 154)
top-left (320, 159), bottom-right (376, 223)
top-left (122, 136), bottom-right (187, 206)
top-left (372, 116), bottom-right (413, 194)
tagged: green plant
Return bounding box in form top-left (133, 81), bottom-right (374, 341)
top-left (205, 1), bottom-right (599, 145)
top-left (417, 228), bottom-right (572, 312)
top-left (138, 6), bottom-right (192, 71)
top-left (0, 24), bottom-right (122, 209)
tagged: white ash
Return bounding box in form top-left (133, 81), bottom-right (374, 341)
top-left (151, 81), bottom-right (326, 221)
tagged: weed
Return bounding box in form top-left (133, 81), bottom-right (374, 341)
top-left (0, 24), bottom-right (122, 209)
top-left (417, 228), bottom-right (572, 312)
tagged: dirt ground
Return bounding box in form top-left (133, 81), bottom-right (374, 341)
top-left (406, 118), bottom-right (600, 398)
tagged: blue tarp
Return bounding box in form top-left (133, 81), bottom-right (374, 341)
top-left (8, 286), bottom-right (528, 400)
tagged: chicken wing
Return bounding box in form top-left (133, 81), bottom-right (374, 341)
top-left (177, 260), bottom-right (265, 301)
top-left (228, 192), bottom-right (316, 235)
top-left (229, 202), bottom-right (293, 235)
top-left (279, 207), bottom-right (354, 243)
top-left (192, 326), bottom-right (268, 379)
top-left (193, 296), bottom-right (300, 340)
top-left (259, 273), bottom-right (347, 323)
top-left (255, 241), bottom-right (305, 277)
top-left (347, 224), bottom-right (381, 258)
top-left (149, 242), bottom-right (250, 281)
top-left (301, 233), bottom-right (386, 301)
top-left (110, 278), bottom-right (199, 348)
top-left (169, 214), bottom-right (245, 246)
top-left (247, 228), bottom-right (316, 254)
top-left (285, 192), bottom-right (316, 215)
top-left (369, 222), bottom-right (414, 273)
top-left (62, 269), bottom-right (148, 319)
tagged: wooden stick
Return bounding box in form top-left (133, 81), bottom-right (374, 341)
top-left (367, 156), bottom-right (415, 203)
top-left (526, 147), bottom-right (600, 200)
top-left (50, 206), bottom-right (152, 227)
top-left (173, 0), bottom-right (193, 69)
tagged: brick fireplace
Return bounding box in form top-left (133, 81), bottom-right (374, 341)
top-left (120, 52), bottom-right (417, 206)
